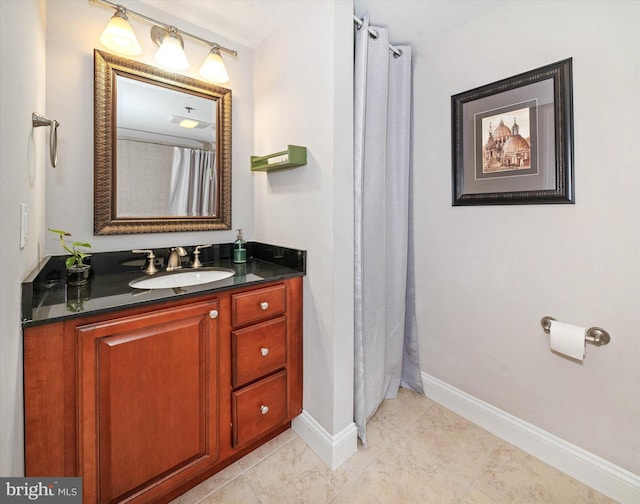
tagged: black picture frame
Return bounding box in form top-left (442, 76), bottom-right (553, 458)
top-left (452, 58), bottom-right (574, 205)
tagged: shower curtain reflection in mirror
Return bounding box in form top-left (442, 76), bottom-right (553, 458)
top-left (168, 147), bottom-right (217, 216)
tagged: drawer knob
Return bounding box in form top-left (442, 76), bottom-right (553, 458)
top-left (260, 405), bottom-right (269, 415)
top-left (260, 302), bottom-right (269, 311)
top-left (260, 347), bottom-right (270, 357)
top-left (209, 310), bottom-right (219, 319)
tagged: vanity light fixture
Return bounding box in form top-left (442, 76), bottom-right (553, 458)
top-left (199, 46), bottom-right (229, 84)
top-left (90, 0), bottom-right (237, 83)
top-left (98, 5), bottom-right (142, 56)
top-left (151, 26), bottom-right (189, 70)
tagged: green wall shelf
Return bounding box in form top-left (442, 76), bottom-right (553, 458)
top-left (251, 145), bottom-right (307, 172)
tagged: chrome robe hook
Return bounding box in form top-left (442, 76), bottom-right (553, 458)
top-left (32, 112), bottom-right (59, 167)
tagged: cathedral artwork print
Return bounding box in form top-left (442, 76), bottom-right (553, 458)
top-left (451, 58), bottom-right (575, 205)
top-left (475, 101), bottom-right (538, 180)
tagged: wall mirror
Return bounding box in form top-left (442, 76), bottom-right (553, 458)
top-left (94, 49), bottom-right (231, 234)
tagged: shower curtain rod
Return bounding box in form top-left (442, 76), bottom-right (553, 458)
top-left (119, 137), bottom-right (213, 150)
top-left (117, 128), bottom-right (212, 149)
top-left (353, 15), bottom-right (403, 57)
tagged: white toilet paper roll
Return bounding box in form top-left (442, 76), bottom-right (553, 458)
top-left (549, 320), bottom-right (586, 361)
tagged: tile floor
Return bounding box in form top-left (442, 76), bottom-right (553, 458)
top-left (171, 388), bottom-right (616, 503)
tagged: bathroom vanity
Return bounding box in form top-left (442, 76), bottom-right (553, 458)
top-left (22, 243), bottom-right (305, 503)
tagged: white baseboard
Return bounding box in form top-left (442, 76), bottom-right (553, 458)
top-left (292, 410), bottom-right (358, 470)
top-left (422, 372), bottom-right (640, 504)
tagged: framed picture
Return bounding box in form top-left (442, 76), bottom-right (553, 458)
top-left (452, 58), bottom-right (574, 205)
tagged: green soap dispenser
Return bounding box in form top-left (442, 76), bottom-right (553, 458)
top-left (233, 229), bottom-right (246, 264)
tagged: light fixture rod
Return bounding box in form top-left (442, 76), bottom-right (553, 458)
top-left (89, 0), bottom-right (238, 57)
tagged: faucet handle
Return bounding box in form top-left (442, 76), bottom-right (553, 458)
top-left (132, 249), bottom-right (159, 275)
top-left (192, 244), bottom-right (211, 269)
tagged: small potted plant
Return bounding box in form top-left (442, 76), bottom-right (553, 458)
top-left (49, 228), bottom-right (92, 286)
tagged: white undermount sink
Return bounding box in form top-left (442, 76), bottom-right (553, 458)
top-left (129, 268), bottom-right (235, 290)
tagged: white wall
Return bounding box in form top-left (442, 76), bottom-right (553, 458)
top-left (253, 0), bottom-right (355, 440)
top-left (45, 0), bottom-right (255, 254)
top-left (0, 0), bottom-right (47, 476)
top-left (413, 1), bottom-right (640, 475)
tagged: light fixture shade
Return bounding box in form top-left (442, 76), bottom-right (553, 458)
top-left (154, 30), bottom-right (189, 70)
top-left (99, 10), bottom-right (142, 56)
top-left (199, 47), bottom-right (229, 83)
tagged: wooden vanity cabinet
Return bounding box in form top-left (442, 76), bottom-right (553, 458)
top-left (23, 277), bottom-right (303, 504)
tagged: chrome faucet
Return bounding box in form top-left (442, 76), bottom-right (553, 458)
top-left (166, 247), bottom-right (187, 271)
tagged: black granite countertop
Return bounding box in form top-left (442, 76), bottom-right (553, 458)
top-left (22, 242), bottom-right (306, 328)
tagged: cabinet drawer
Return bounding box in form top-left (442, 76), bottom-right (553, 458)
top-left (232, 317), bottom-right (287, 387)
top-left (232, 371), bottom-right (287, 447)
top-left (232, 284), bottom-right (286, 327)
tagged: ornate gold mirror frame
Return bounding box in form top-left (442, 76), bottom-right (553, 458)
top-left (94, 49), bottom-right (232, 234)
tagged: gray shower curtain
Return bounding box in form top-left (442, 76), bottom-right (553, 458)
top-left (168, 147), bottom-right (216, 216)
top-left (354, 12), bottom-right (423, 446)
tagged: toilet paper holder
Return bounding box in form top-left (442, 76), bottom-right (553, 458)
top-left (540, 316), bottom-right (611, 346)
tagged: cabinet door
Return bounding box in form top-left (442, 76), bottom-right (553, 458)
top-left (77, 300), bottom-right (219, 503)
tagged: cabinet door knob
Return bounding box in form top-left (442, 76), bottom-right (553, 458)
top-left (260, 347), bottom-right (270, 357)
top-left (209, 310), bottom-right (219, 319)
top-left (260, 302), bottom-right (269, 311)
top-left (260, 405), bottom-right (269, 415)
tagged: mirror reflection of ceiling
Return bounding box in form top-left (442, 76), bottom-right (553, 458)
top-left (117, 76), bottom-right (216, 148)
